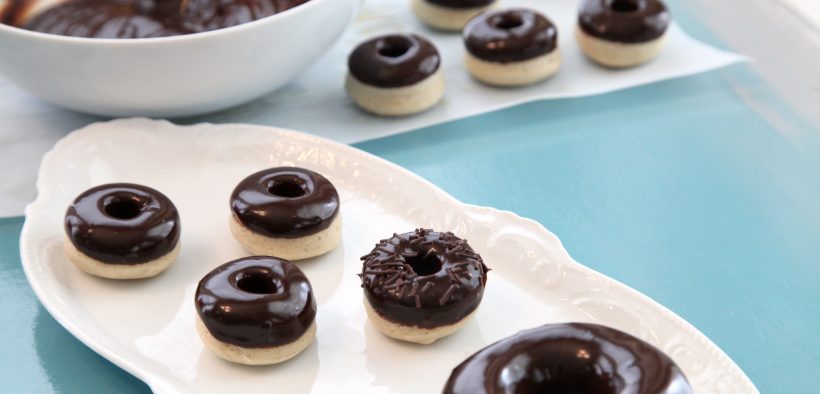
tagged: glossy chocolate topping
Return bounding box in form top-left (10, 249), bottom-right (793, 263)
top-left (348, 34), bottom-right (441, 88)
top-left (9, 0), bottom-right (308, 39)
top-left (443, 323), bottom-right (694, 394)
top-left (64, 183), bottom-right (181, 264)
top-left (360, 229), bottom-right (489, 328)
top-left (195, 256), bottom-right (316, 347)
top-left (578, 0), bottom-right (670, 43)
top-left (231, 167), bottom-right (339, 239)
top-left (0, 0), bottom-right (33, 27)
top-left (424, 0), bottom-right (495, 9)
top-left (463, 9), bottom-right (558, 63)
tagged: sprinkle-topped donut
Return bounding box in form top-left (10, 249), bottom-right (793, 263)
top-left (195, 256), bottom-right (317, 348)
top-left (64, 183), bottom-right (180, 264)
top-left (578, 0), bottom-right (671, 43)
top-left (464, 8), bottom-right (558, 63)
top-left (443, 323), bottom-right (694, 394)
top-left (360, 229), bottom-right (488, 329)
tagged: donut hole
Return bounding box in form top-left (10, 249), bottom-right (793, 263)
top-left (509, 345), bottom-right (622, 393)
top-left (235, 269), bottom-right (283, 295)
top-left (608, 0), bottom-right (640, 12)
top-left (491, 13), bottom-right (524, 30)
top-left (103, 198), bottom-right (142, 220)
top-left (377, 36), bottom-right (413, 58)
top-left (405, 251), bottom-right (443, 276)
top-left (268, 181), bottom-right (306, 198)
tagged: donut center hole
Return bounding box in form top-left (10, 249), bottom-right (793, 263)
top-left (377, 36), bottom-right (412, 58)
top-left (103, 199), bottom-right (142, 220)
top-left (522, 344), bottom-right (622, 393)
top-left (609, 0), bottom-right (640, 12)
top-left (492, 13), bottom-right (524, 30)
top-left (405, 251), bottom-right (443, 276)
top-left (235, 270), bottom-right (282, 295)
top-left (268, 181), bottom-right (306, 198)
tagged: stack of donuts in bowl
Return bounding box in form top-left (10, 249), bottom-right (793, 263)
top-left (0, 0), bottom-right (360, 117)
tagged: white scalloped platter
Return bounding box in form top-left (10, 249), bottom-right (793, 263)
top-left (21, 119), bottom-right (756, 393)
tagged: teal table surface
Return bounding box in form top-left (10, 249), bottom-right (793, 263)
top-left (3, 3), bottom-right (820, 394)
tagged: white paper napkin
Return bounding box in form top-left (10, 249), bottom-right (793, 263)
top-left (0, 0), bottom-right (744, 217)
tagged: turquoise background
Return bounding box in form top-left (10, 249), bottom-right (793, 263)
top-left (2, 2), bottom-right (819, 393)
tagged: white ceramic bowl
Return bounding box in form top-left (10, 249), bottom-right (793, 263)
top-left (0, 0), bottom-right (359, 117)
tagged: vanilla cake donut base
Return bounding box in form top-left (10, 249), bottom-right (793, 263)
top-left (465, 50), bottom-right (562, 87)
top-left (410, 0), bottom-right (496, 31)
top-left (196, 316), bottom-right (317, 365)
top-left (345, 68), bottom-right (445, 117)
top-left (364, 298), bottom-right (478, 345)
top-left (576, 27), bottom-right (667, 68)
top-left (63, 236), bottom-right (180, 280)
top-left (230, 214), bottom-right (341, 260)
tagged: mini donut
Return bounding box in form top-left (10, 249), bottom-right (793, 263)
top-left (230, 167), bottom-right (341, 260)
top-left (63, 183), bottom-right (181, 280)
top-left (360, 229), bottom-right (488, 344)
top-left (463, 9), bottom-right (561, 87)
top-left (443, 323), bottom-right (694, 394)
top-left (576, 0), bottom-right (671, 68)
top-left (410, 0), bottom-right (498, 32)
top-left (195, 256), bottom-right (317, 365)
top-left (346, 34), bottom-right (444, 116)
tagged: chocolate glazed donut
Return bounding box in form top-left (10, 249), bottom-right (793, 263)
top-left (18, 0), bottom-right (309, 39)
top-left (195, 256), bottom-right (316, 347)
top-left (360, 229), bottom-right (488, 328)
top-left (347, 34), bottom-right (441, 88)
top-left (578, 0), bottom-right (671, 43)
top-left (64, 183), bottom-right (180, 264)
top-left (464, 8), bottom-right (558, 63)
top-left (231, 167), bottom-right (339, 239)
top-left (443, 323), bottom-right (694, 394)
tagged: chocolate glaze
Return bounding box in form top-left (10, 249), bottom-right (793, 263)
top-left (348, 34), bottom-right (441, 88)
top-left (443, 323), bottom-right (694, 394)
top-left (578, 0), bottom-right (670, 43)
top-left (360, 229), bottom-right (488, 328)
top-left (9, 0), bottom-right (308, 39)
top-left (64, 183), bottom-right (181, 264)
top-left (0, 0), bottom-right (34, 27)
top-left (424, 0), bottom-right (495, 9)
top-left (463, 8), bottom-right (558, 63)
top-left (231, 167), bottom-right (339, 239)
top-left (195, 256), bottom-right (316, 348)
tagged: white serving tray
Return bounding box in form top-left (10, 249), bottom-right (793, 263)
top-left (20, 119), bottom-right (757, 393)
